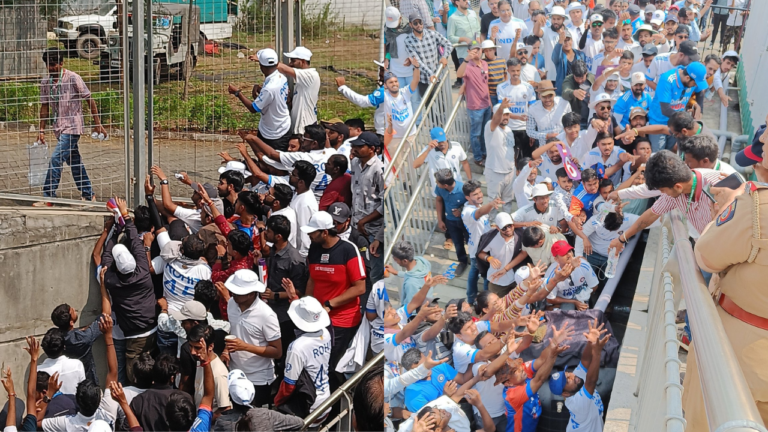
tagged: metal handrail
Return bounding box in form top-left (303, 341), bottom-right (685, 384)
top-left (665, 210), bottom-right (767, 432)
top-left (301, 352), bottom-right (385, 429)
top-left (383, 93), bottom-right (465, 265)
top-left (384, 64), bottom-right (448, 181)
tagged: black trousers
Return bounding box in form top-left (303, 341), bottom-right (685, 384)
top-left (329, 324), bottom-right (359, 392)
top-left (711, 13), bottom-right (729, 45)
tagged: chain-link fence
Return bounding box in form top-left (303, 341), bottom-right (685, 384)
top-left (0, 0), bottom-right (385, 202)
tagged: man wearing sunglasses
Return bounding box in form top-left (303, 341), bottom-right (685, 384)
top-left (578, 14), bottom-right (605, 74)
top-left (478, 213), bottom-right (529, 294)
top-left (404, 12), bottom-right (454, 104)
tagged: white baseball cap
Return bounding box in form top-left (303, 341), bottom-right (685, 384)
top-left (218, 161), bottom-right (252, 178)
top-left (514, 265), bottom-right (531, 287)
top-left (590, 13), bottom-right (604, 23)
top-left (227, 369), bottom-right (255, 407)
top-left (289, 297), bottom-right (331, 332)
top-left (284, 46), bottom-right (313, 61)
top-left (631, 71), bottom-right (646, 86)
top-left (225, 269), bottom-right (266, 295)
top-left (565, 2), bottom-right (586, 16)
top-left (495, 212), bottom-right (513, 228)
top-left (606, 72), bottom-right (620, 82)
top-left (531, 183), bottom-right (553, 198)
top-left (515, 42), bottom-right (532, 55)
top-left (480, 39), bottom-right (499, 50)
top-left (87, 420), bottom-right (113, 432)
top-left (722, 50), bottom-right (739, 59)
top-left (651, 10), bottom-right (665, 26)
top-left (112, 244), bottom-right (136, 274)
top-left (300, 211), bottom-right (335, 234)
top-left (256, 48), bottom-right (278, 66)
top-left (385, 6), bottom-right (401, 28)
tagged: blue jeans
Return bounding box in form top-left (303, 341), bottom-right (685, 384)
top-left (156, 328), bottom-right (178, 356)
top-left (468, 106), bottom-right (492, 161)
top-left (649, 133), bottom-right (677, 153)
top-left (114, 338), bottom-right (128, 385)
top-left (445, 219), bottom-right (469, 264)
top-left (43, 134), bottom-right (93, 199)
top-left (467, 257), bottom-right (490, 305)
top-left (587, 252), bottom-right (609, 274)
top-left (490, 95), bottom-right (498, 106)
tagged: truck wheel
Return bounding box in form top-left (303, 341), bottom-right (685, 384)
top-left (76, 34), bottom-right (101, 60)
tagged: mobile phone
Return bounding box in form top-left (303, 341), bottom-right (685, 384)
top-left (579, 83), bottom-right (591, 91)
top-left (702, 185), bottom-right (716, 204)
top-left (714, 172), bottom-right (745, 190)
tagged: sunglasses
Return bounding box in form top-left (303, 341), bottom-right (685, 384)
top-left (516, 50), bottom-right (527, 55)
top-left (500, 224), bottom-right (514, 231)
top-left (591, 22), bottom-right (603, 27)
top-left (598, 104), bottom-right (612, 111)
top-left (412, 20), bottom-right (423, 26)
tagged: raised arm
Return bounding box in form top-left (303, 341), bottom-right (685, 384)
top-left (241, 131), bottom-right (281, 161)
top-left (150, 165), bottom-right (179, 214)
top-left (407, 276), bottom-right (448, 314)
top-left (236, 143), bottom-right (270, 185)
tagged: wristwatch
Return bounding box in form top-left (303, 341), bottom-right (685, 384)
top-left (42, 395), bottom-right (51, 404)
top-left (160, 179), bottom-right (169, 185)
top-left (324, 300), bottom-right (333, 310)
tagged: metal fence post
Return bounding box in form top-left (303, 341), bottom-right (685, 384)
top-left (147, 0), bottom-right (154, 176)
top-left (119, 0), bottom-right (131, 205)
top-left (132, 0), bottom-right (146, 205)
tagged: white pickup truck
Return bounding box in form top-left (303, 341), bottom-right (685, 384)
top-left (54, 2), bottom-right (233, 60)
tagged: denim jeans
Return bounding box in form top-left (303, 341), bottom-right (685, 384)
top-left (467, 257), bottom-right (490, 304)
top-left (445, 219), bottom-right (469, 264)
top-left (490, 95), bottom-right (498, 106)
top-left (114, 338), bottom-right (128, 385)
top-left (43, 134), bottom-right (93, 199)
top-left (586, 252), bottom-right (609, 274)
top-left (156, 328), bottom-right (178, 356)
top-left (649, 133), bottom-right (677, 153)
top-left (468, 106), bottom-right (492, 161)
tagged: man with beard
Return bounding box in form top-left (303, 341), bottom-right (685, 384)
top-left (527, 80), bottom-right (572, 149)
top-left (496, 59), bottom-right (536, 162)
top-left (516, 41), bottom-right (541, 86)
top-left (217, 169), bottom-right (245, 219)
top-left (585, 93), bottom-right (621, 142)
top-left (647, 36), bottom-right (697, 87)
top-left (613, 72), bottom-right (652, 130)
top-left (562, 60), bottom-right (593, 123)
top-left (484, 99), bottom-right (517, 215)
top-left (647, 62), bottom-right (707, 152)
top-left (712, 50), bottom-right (739, 108)
top-left (617, 107), bottom-right (651, 153)
top-left (404, 12), bottom-right (453, 108)
top-left (532, 137), bottom-right (566, 179)
top-left (663, 13), bottom-right (679, 47)
top-left (532, 5), bottom-right (567, 84)
top-left (513, 183), bottom-right (570, 233)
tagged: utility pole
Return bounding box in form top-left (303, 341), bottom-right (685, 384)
top-left (132, 0), bottom-right (146, 204)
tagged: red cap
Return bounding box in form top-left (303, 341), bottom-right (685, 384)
top-left (551, 240), bottom-right (574, 257)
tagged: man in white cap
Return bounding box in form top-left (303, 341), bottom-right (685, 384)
top-left (274, 297), bottom-right (332, 425)
top-left (477, 212), bottom-right (529, 294)
top-left (229, 48), bottom-right (291, 151)
top-left (578, 14), bottom-right (605, 73)
top-left (223, 269), bottom-right (282, 407)
top-left (496, 58), bottom-right (536, 158)
top-left (532, 5), bottom-right (567, 83)
top-left (212, 369), bottom-right (256, 428)
top-left (513, 183), bottom-right (571, 233)
top-left (712, 50), bottom-right (739, 108)
top-left (484, 99), bottom-right (518, 215)
top-left (565, 2), bottom-right (587, 41)
top-left (384, 6), bottom-right (419, 109)
top-left (589, 70), bottom-right (623, 119)
top-left (613, 71), bottom-right (652, 129)
top-left (303, 211), bottom-right (366, 390)
top-left (272, 46), bottom-right (319, 135)
top-left (514, 42), bottom-right (541, 85)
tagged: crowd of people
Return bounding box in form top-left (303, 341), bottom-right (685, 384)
top-left (5, 42), bottom-right (387, 432)
top-left (380, 0), bottom-right (765, 432)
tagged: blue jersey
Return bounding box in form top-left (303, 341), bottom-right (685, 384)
top-left (189, 407), bottom-right (213, 432)
top-left (649, 67), bottom-right (695, 125)
top-left (504, 361), bottom-right (542, 432)
top-left (569, 183), bottom-right (601, 219)
top-left (612, 90), bottom-right (652, 128)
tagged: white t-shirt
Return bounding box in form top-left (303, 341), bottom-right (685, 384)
top-left (580, 146), bottom-right (627, 186)
top-left (582, 37), bottom-right (604, 73)
top-left (291, 68), bottom-right (320, 134)
top-left (538, 152), bottom-right (563, 179)
top-left (512, 163), bottom-right (545, 207)
top-left (489, 17), bottom-right (531, 61)
top-left (366, 280), bottom-right (388, 354)
top-left (576, 213), bottom-right (639, 257)
top-left (482, 233), bottom-right (520, 286)
top-left (194, 356), bottom-right (232, 410)
top-left (545, 258), bottom-right (598, 303)
top-left (422, 142), bottom-right (468, 194)
top-left (384, 86), bottom-right (418, 139)
top-left (452, 321), bottom-right (491, 373)
top-left (462, 204), bottom-right (491, 257)
top-left (252, 70), bottom-right (291, 139)
top-left (151, 249), bottom-right (212, 313)
top-left (565, 362), bottom-right (605, 432)
top-left (484, 122), bottom-right (516, 174)
top-left (285, 328), bottom-right (332, 416)
top-left (540, 26), bottom-right (561, 79)
top-left (472, 361), bottom-right (506, 418)
top-left (227, 296), bottom-right (282, 385)
top-left (273, 206), bottom-right (298, 248)
top-left (41, 409), bottom-right (114, 432)
top-left (495, 80), bottom-right (536, 130)
top-left (38, 356), bottom-right (86, 395)
top-left (173, 206), bottom-right (203, 233)
top-left (265, 148), bottom-right (335, 201)
top-left (520, 63), bottom-right (542, 85)
top-left (648, 52), bottom-right (674, 83)
top-left (391, 33), bottom-right (415, 78)
top-left (99, 386), bottom-right (145, 424)
top-left (290, 190), bottom-right (319, 257)
top-left (512, 202), bottom-right (569, 227)
top-left (384, 306), bottom-right (418, 363)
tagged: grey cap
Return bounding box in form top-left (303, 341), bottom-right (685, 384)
top-left (192, 182), bottom-right (218, 200)
top-left (203, 197), bottom-right (225, 217)
top-left (642, 43), bottom-right (658, 56)
top-left (628, 4), bottom-right (641, 15)
top-left (409, 12), bottom-right (422, 22)
top-left (327, 202), bottom-right (351, 223)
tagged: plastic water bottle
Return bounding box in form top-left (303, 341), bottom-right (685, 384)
top-left (598, 202), bottom-right (616, 224)
top-left (605, 247), bottom-right (619, 279)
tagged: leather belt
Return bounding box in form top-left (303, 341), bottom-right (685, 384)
top-left (718, 294), bottom-right (768, 331)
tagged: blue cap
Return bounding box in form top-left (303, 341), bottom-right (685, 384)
top-left (685, 62), bottom-right (708, 93)
top-left (735, 124), bottom-right (766, 167)
top-left (548, 366), bottom-right (571, 396)
top-left (430, 127), bottom-right (447, 142)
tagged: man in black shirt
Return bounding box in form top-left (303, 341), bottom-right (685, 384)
top-left (129, 354), bottom-right (193, 431)
top-left (49, 305), bottom-right (103, 385)
top-left (262, 214), bottom-right (308, 382)
top-left (218, 169), bottom-right (246, 219)
top-left (480, 0), bottom-right (501, 40)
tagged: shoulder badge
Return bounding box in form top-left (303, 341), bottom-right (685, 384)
top-left (716, 199), bottom-right (737, 226)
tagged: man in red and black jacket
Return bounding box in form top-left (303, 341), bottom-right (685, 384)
top-left (302, 211), bottom-right (366, 391)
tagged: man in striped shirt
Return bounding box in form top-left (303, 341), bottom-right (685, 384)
top-left (483, 40), bottom-right (507, 105)
top-left (608, 150), bottom-right (722, 255)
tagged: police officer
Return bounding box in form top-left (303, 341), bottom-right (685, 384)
top-left (682, 120), bottom-right (768, 429)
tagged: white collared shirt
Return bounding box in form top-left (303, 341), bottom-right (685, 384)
top-left (227, 296), bottom-right (282, 385)
top-left (512, 201), bottom-right (571, 226)
top-left (290, 190), bottom-right (319, 257)
top-left (38, 356), bottom-right (86, 395)
top-left (422, 141), bottom-right (468, 195)
top-left (482, 233), bottom-right (520, 286)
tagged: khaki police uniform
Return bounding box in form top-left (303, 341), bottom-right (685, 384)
top-left (682, 182), bottom-right (768, 430)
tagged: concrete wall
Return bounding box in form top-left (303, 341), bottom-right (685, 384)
top-left (0, 207), bottom-right (111, 397)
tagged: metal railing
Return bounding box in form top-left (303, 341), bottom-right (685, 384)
top-left (383, 72), bottom-right (471, 265)
top-left (302, 352), bottom-right (384, 431)
top-left (633, 210), bottom-right (767, 432)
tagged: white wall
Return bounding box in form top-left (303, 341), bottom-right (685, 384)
top-left (739, 0), bottom-right (768, 135)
